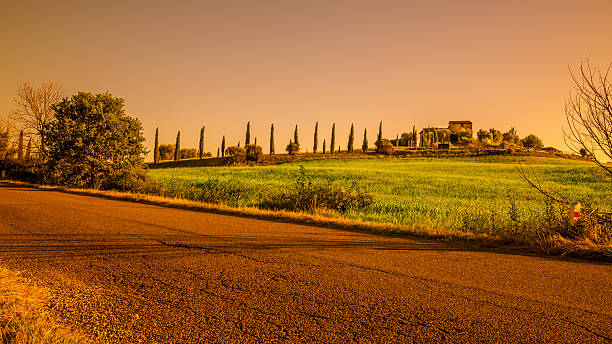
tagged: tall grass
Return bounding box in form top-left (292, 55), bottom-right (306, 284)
top-left (0, 265), bottom-right (88, 343)
top-left (148, 156), bottom-right (611, 244)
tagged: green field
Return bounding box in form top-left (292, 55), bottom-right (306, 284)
top-left (148, 156), bottom-right (611, 238)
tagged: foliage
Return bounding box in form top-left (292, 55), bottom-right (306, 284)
top-left (477, 129), bottom-right (490, 141)
top-left (180, 148), bottom-right (197, 159)
top-left (198, 126), bottom-right (205, 159)
top-left (521, 134), bottom-right (544, 149)
top-left (221, 136), bottom-right (226, 157)
top-left (362, 129), bottom-right (368, 152)
top-left (286, 141), bottom-right (299, 155)
top-left (245, 144), bottom-right (263, 162)
top-left (269, 124), bottom-right (275, 155)
top-left (42, 92), bottom-right (146, 189)
top-left (158, 144), bottom-right (174, 161)
top-left (245, 122), bottom-right (250, 145)
top-left (293, 125), bottom-right (299, 145)
top-left (330, 123), bottom-right (335, 153)
top-left (174, 131), bottom-right (181, 161)
top-left (154, 128), bottom-right (159, 164)
top-left (347, 124), bottom-right (354, 153)
top-left (375, 138), bottom-right (394, 155)
top-left (313, 122), bottom-right (318, 153)
top-left (225, 145), bottom-right (246, 164)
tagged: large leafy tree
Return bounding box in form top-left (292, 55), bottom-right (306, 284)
top-left (43, 92), bottom-right (146, 189)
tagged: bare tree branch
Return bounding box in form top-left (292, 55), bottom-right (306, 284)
top-left (564, 60), bottom-right (612, 177)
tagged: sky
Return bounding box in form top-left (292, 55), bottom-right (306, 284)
top-left (1, 0), bottom-right (611, 159)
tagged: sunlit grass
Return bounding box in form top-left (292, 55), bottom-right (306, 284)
top-left (149, 156), bottom-right (610, 239)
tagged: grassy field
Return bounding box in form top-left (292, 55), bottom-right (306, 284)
top-left (148, 156), bottom-right (611, 241)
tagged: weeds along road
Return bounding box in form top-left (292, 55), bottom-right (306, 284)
top-left (0, 184), bottom-right (610, 343)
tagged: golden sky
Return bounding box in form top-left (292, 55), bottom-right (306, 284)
top-left (1, 0), bottom-right (611, 157)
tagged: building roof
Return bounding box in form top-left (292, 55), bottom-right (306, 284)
top-left (448, 120), bottom-right (472, 124)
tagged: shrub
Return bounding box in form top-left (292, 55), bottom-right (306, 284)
top-left (225, 146), bottom-right (246, 164)
top-left (158, 144), bottom-right (175, 160)
top-left (259, 166), bottom-right (373, 212)
top-left (521, 134), bottom-right (543, 149)
top-left (286, 141), bottom-right (299, 155)
top-left (180, 148), bottom-right (197, 159)
top-left (245, 144), bottom-right (263, 162)
top-left (375, 138), bottom-right (394, 155)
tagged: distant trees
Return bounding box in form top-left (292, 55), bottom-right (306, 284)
top-left (330, 123), bottom-right (336, 153)
top-left (323, 139), bottom-right (326, 154)
top-left (221, 136), bottom-right (226, 157)
top-left (269, 124), bottom-right (275, 155)
top-left (42, 92), bottom-right (146, 189)
top-left (174, 131), bottom-right (181, 161)
top-left (521, 134), bottom-right (543, 149)
top-left (362, 129), bottom-right (368, 152)
top-left (347, 124), bottom-right (354, 153)
top-left (158, 144), bottom-right (174, 160)
top-left (154, 128), bottom-right (160, 164)
top-left (225, 145), bottom-right (246, 164)
top-left (198, 126), bottom-right (205, 159)
top-left (294, 125), bottom-right (299, 147)
top-left (313, 122), bottom-right (318, 154)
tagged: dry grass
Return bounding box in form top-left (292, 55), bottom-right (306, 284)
top-left (3, 180), bottom-right (611, 262)
top-left (0, 265), bottom-right (89, 344)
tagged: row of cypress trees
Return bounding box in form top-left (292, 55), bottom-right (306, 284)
top-left (152, 121), bottom-right (384, 163)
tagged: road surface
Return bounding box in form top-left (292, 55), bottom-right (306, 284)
top-left (0, 184), bottom-right (610, 343)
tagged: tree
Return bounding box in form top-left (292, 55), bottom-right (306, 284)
top-left (294, 125), bottom-right (299, 146)
top-left (25, 137), bottom-right (32, 161)
top-left (269, 124), bottom-right (275, 155)
top-left (42, 92), bottom-right (146, 189)
top-left (17, 130), bottom-right (24, 161)
top-left (217, 147), bottom-right (220, 157)
top-left (199, 126), bottom-right (205, 159)
top-left (362, 129), bottom-right (368, 152)
top-left (221, 136), bottom-right (226, 157)
top-left (245, 122), bottom-right (251, 145)
top-left (376, 138), bottom-right (394, 155)
top-left (313, 122), bottom-right (318, 154)
top-left (154, 128), bottom-right (160, 164)
top-left (158, 144), bottom-right (174, 160)
top-left (323, 139), bottom-right (326, 154)
top-left (286, 140), bottom-right (299, 155)
top-left (10, 81), bottom-right (63, 158)
top-left (477, 129), bottom-right (490, 141)
top-left (180, 148), bottom-right (197, 159)
top-left (330, 123), bottom-right (336, 153)
top-left (565, 61), bottom-right (612, 176)
top-left (245, 144), bottom-right (263, 162)
top-left (225, 146), bottom-right (246, 164)
top-left (174, 131), bottom-right (181, 161)
top-left (348, 124), bottom-right (354, 153)
top-left (521, 134), bottom-right (543, 149)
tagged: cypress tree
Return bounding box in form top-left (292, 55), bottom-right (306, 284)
top-left (348, 124), bottom-right (354, 153)
top-left (294, 125), bottom-right (299, 146)
top-left (323, 139), bottom-right (326, 154)
top-left (221, 136), bottom-right (226, 157)
top-left (245, 122), bottom-right (251, 145)
top-left (330, 123), bottom-right (336, 153)
top-left (198, 126), bottom-right (205, 159)
top-left (174, 131), bottom-right (181, 161)
top-left (217, 147), bottom-right (220, 157)
top-left (254, 137), bottom-right (257, 145)
top-left (154, 128), bottom-right (159, 164)
top-left (377, 121), bottom-right (383, 143)
top-left (362, 128), bottom-right (368, 152)
top-left (412, 125), bottom-right (417, 147)
top-left (313, 122), bottom-right (318, 154)
top-left (17, 130), bottom-right (24, 161)
top-left (395, 134), bottom-right (399, 146)
top-left (269, 124), bottom-right (275, 155)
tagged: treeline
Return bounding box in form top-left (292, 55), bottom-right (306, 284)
top-left (153, 121), bottom-right (395, 164)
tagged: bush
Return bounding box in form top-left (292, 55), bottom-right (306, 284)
top-left (259, 166), bottom-right (374, 212)
top-left (286, 142), bottom-right (299, 155)
top-left (375, 138), bottom-right (394, 155)
top-left (180, 148), bottom-right (197, 159)
top-left (521, 134), bottom-right (543, 149)
top-left (245, 144), bottom-right (263, 162)
top-left (158, 144), bottom-right (175, 160)
top-left (225, 146), bottom-right (246, 164)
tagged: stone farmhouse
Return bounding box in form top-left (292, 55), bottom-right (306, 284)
top-left (419, 121), bottom-right (473, 147)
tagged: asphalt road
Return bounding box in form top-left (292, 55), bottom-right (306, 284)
top-left (0, 184), bottom-right (610, 343)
